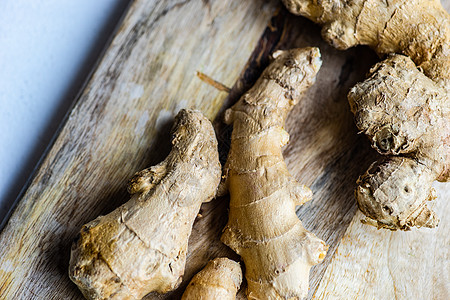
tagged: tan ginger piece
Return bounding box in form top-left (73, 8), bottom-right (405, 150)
top-left (221, 47), bottom-right (328, 299)
top-left (349, 55), bottom-right (449, 230)
top-left (282, 0), bottom-right (450, 230)
top-left (181, 258), bottom-right (242, 300)
top-left (281, 0), bottom-right (450, 87)
top-left (69, 109), bottom-right (221, 300)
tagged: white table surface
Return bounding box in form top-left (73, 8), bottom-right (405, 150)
top-left (0, 0), bottom-right (131, 227)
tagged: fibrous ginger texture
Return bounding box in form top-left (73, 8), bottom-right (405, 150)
top-left (181, 258), bottom-right (242, 300)
top-left (349, 55), bottom-right (449, 230)
top-left (282, 0), bottom-right (450, 87)
top-left (282, 0), bottom-right (450, 230)
top-left (69, 109), bottom-right (221, 300)
top-left (221, 47), bottom-right (328, 299)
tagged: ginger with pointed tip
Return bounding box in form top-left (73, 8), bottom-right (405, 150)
top-left (282, 0), bottom-right (450, 230)
top-left (221, 47), bottom-right (328, 299)
top-left (69, 109), bottom-right (221, 300)
top-left (181, 258), bottom-right (242, 300)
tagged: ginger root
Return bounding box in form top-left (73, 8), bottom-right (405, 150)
top-left (69, 109), bottom-right (221, 300)
top-left (221, 47), bottom-right (328, 299)
top-left (282, 0), bottom-right (450, 230)
top-left (349, 55), bottom-right (449, 230)
top-left (281, 0), bottom-right (450, 87)
top-left (181, 258), bottom-right (242, 300)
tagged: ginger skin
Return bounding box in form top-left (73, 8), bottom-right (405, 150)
top-left (69, 109), bottom-right (221, 300)
top-left (349, 55), bottom-right (449, 230)
top-left (181, 258), bottom-right (242, 300)
top-left (282, 0), bottom-right (450, 230)
top-left (282, 0), bottom-right (450, 87)
top-left (221, 47), bottom-right (328, 299)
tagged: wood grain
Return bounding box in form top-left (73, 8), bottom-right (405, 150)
top-left (0, 0), bottom-right (448, 299)
top-left (313, 183), bottom-right (449, 300)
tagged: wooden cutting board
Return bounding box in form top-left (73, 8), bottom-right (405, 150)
top-left (1, 1), bottom-right (448, 299)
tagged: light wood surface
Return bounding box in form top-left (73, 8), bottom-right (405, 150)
top-left (314, 183), bottom-right (449, 300)
top-left (0, 1), bottom-right (448, 299)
